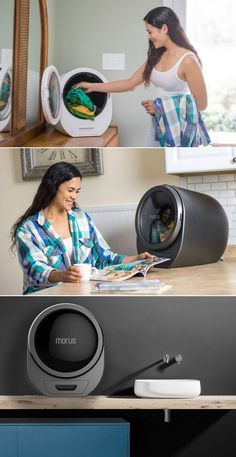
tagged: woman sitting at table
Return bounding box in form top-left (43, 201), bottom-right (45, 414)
top-left (11, 161), bottom-right (152, 294)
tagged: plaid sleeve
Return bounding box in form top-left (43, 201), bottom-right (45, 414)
top-left (88, 217), bottom-right (125, 268)
top-left (16, 225), bottom-right (54, 286)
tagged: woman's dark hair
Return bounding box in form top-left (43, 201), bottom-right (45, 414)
top-left (160, 204), bottom-right (173, 224)
top-left (11, 161), bottom-right (82, 250)
top-left (143, 6), bottom-right (201, 85)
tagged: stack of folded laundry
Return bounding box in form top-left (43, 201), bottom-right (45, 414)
top-left (65, 87), bottom-right (95, 120)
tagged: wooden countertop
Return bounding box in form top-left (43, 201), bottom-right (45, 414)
top-left (33, 258), bottom-right (236, 296)
top-left (23, 125), bottom-right (118, 148)
top-left (0, 396), bottom-right (236, 410)
top-left (0, 131), bottom-right (11, 144)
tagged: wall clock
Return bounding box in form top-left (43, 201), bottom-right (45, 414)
top-left (20, 148), bottom-right (104, 180)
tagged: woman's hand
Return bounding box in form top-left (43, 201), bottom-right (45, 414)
top-left (72, 81), bottom-right (93, 93)
top-left (49, 266), bottom-right (83, 284)
top-left (141, 99), bottom-right (156, 115)
top-left (123, 252), bottom-right (155, 263)
top-left (135, 252), bottom-right (155, 261)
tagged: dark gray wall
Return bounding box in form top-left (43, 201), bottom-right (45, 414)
top-left (1, 295), bottom-right (236, 395)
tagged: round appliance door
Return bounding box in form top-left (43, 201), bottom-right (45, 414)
top-left (41, 65), bottom-right (62, 125)
top-left (135, 185), bottom-right (183, 251)
top-left (28, 303), bottom-right (104, 379)
top-left (0, 66), bottom-right (12, 122)
top-left (63, 71), bottom-right (108, 118)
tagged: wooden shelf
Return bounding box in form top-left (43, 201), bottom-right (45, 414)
top-left (0, 396), bottom-right (236, 410)
top-left (22, 125), bottom-right (119, 148)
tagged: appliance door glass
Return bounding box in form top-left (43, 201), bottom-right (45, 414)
top-left (0, 66), bottom-right (11, 123)
top-left (137, 187), bottom-right (182, 251)
top-left (41, 65), bottom-right (62, 125)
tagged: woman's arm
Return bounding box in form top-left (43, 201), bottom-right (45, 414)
top-left (16, 226), bottom-right (56, 286)
top-left (122, 252), bottom-right (155, 263)
top-left (73, 63), bottom-right (146, 93)
top-left (181, 56), bottom-right (208, 111)
top-left (17, 226), bottom-right (82, 286)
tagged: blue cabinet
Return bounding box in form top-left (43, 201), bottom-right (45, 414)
top-left (0, 425), bottom-right (17, 457)
top-left (0, 421), bottom-right (129, 457)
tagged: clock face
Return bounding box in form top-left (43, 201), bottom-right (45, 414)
top-left (21, 148), bottom-right (103, 180)
top-left (35, 148), bottom-right (89, 165)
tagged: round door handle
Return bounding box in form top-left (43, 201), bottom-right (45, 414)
top-left (232, 157), bottom-right (236, 163)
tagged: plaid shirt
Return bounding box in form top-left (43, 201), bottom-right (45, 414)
top-left (16, 208), bottom-right (124, 295)
top-left (153, 94), bottom-right (211, 147)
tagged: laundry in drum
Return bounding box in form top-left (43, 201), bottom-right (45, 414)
top-left (65, 87), bottom-right (96, 120)
top-left (0, 79), bottom-right (10, 110)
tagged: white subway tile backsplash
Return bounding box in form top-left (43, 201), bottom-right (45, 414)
top-left (228, 237), bottom-right (236, 245)
top-left (224, 206), bottom-right (235, 212)
top-left (219, 174), bottom-right (236, 181)
top-left (195, 183), bottom-right (211, 191)
top-left (227, 197), bottom-right (236, 204)
top-left (203, 175), bottom-right (218, 183)
top-left (187, 176), bottom-right (203, 184)
top-left (227, 182), bottom-right (236, 189)
top-left (211, 182), bottom-right (227, 190)
top-left (205, 190), bottom-right (219, 198)
top-left (187, 184), bottom-right (195, 191)
top-left (219, 190), bottom-right (235, 198)
top-left (217, 198), bottom-right (228, 206)
top-left (179, 177), bottom-right (187, 187)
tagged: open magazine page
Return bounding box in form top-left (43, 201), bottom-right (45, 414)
top-left (91, 256), bottom-right (170, 282)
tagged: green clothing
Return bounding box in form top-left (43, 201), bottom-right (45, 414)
top-left (0, 82), bottom-right (10, 109)
top-left (65, 87), bottom-right (95, 120)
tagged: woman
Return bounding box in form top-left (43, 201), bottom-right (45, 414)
top-left (150, 205), bottom-right (174, 244)
top-left (11, 162), bottom-right (152, 295)
top-left (74, 7), bottom-right (210, 147)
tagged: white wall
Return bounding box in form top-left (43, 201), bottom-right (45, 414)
top-left (0, 148), bottom-right (178, 295)
top-left (0, 0), bottom-right (14, 51)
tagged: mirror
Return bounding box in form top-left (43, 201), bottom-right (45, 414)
top-left (0, 0), bottom-right (14, 140)
top-left (27, 0), bottom-right (41, 127)
top-left (0, 0), bottom-right (48, 147)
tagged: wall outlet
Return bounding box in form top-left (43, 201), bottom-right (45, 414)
top-left (0, 49), bottom-right (12, 67)
top-left (102, 53), bottom-right (125, 70)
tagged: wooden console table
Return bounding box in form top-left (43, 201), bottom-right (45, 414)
top-left (22, 125), bottom-right (119, 148)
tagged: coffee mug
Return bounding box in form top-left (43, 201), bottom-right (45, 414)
top-left (73, 263), bottom-right (98, 281)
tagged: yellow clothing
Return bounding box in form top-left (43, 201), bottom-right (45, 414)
top-left (72, 105), bottom-right (94, 116)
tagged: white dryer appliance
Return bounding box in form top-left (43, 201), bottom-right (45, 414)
top-left (41, 65), bottom-right (112, 137)
top-left (0, 65), bottom-right (12, 132)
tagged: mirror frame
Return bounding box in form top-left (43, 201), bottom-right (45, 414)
top-left (1, 0), bottom-right (48, 146)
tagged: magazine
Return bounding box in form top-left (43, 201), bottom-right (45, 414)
top-left (91, 256), bottom-right (170, 282)
top-left (95, 279), bottom-right (172, 295)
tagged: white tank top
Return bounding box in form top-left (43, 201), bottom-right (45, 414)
top-left (63, 237), bottom-right (74, 262)
top-left (150, 52), bottom-right (196, 97)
